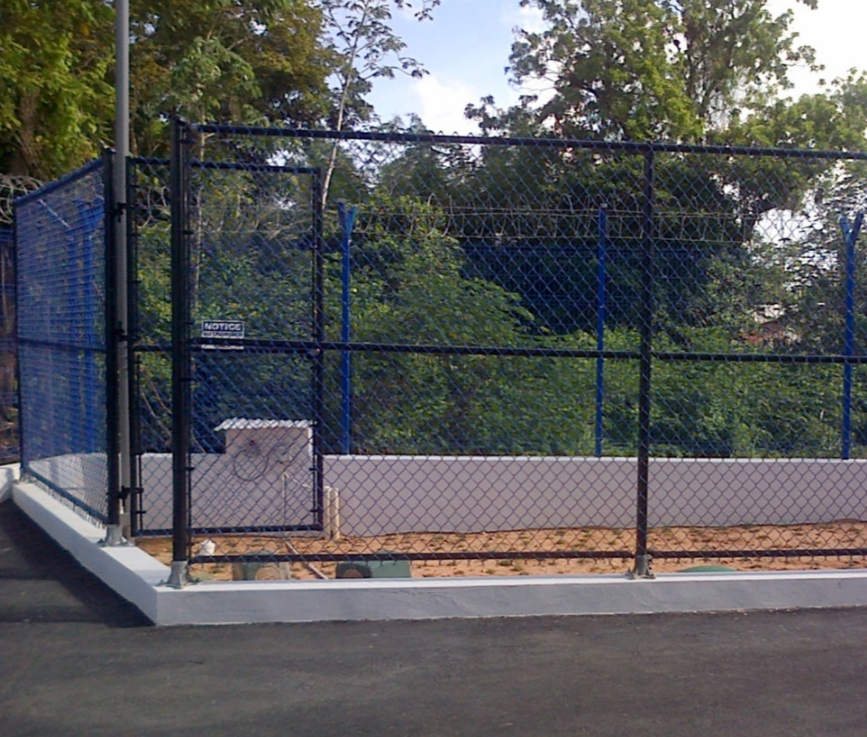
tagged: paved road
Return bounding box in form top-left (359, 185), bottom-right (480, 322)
top-left (2, 498), bottom-right (866, 737)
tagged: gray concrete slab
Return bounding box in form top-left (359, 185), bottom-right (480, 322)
top-left (2, 499), bottom-right (867, 737)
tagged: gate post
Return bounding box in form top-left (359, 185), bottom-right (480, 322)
top-left (103, 148), bottom-right (124, 544)
top-left (167, 117), bottom-right (192, 587)
top-left (632, 147), bottom-right (656, 579)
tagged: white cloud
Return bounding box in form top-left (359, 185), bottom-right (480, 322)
top-left (766, 1), bottom-right (867, 95)
top-left (408, 73), bottom-right (480, 134)
top-left (500, 2), bottom-right (547, 34)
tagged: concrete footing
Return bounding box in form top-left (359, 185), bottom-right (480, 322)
top-left (11, 479), bottom-right (867, 626)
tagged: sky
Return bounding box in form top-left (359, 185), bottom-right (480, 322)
top-left (366, 0), bottom-right (867, 134)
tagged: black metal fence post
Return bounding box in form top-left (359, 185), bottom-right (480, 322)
top-left (126, 159), bottom-right (142, 537)
top-left (103, 148), bottom-right (123, 538)
top-left (633, 147), bottom-right (655, 579)
top-left (168, 118), bottom-right (192, 587)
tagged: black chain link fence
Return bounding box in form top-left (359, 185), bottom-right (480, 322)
top-left (119, 122), bottom-right (867, 580)
top-left (16, 124), bottom-right (867, 580)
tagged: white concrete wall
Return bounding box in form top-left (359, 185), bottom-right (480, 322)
top-left (325, 456), bottom-right (867, 536)
top-left (141, 453), bottom-right (314, 532)
top-left (134, 454), bottom-right (867, 536)
top-left (0, 463), bottom-right (20, 502)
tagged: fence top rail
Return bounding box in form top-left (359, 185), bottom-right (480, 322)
top-left (14, 158), bottom-right (104, 209)
top-left (131, 156), bottom-right (318, 174)
top-left (190, 123), bottom-right (867, 161)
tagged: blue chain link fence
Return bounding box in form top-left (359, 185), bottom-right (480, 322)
top-left (15, 159), bottom-right (112, 524)
top-left (0, 225), bottom-right (16, 462)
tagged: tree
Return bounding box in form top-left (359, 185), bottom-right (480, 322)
top-left (0, 1), bottom-right (339, 174)
top-left (129, 0), bottom-right (334, 157)
top-left (315, 0), bottom-right (439, 206)
top-left (0, 0), bottom-right (115, 179)
top-left (504, 0), bottom-right (821, 142)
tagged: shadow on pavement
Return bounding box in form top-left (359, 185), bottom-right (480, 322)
top-left (0, 499), bottom-right (150, 627)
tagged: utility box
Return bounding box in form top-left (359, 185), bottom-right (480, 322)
top-left (214, 418), bottom-right (312, 479)
top-left (336, 558), bottom-right (412, 579)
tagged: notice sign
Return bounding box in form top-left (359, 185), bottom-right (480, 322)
top-left (201, 320), bottom-right (245, 340)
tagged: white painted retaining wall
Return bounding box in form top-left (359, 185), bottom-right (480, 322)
top-left (16, 479), bottom-right (867, 625)
top-left (325, 456), bottom-right (867, 536)
top-left (26, 453), bottom-right (867, 536)
top-left (140, 453), bottom-right (315, 531)
top-left (122, 454), bottom-right (867, 535)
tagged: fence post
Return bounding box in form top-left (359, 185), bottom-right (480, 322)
top-left (102, 148), bottom-right (124, 543)
top-left (114, 0), bottom-right (134, 540)
top-left (167, 118), bottom-right (192, 587)
top-left (312, 170), bottom-right (326, 528)
top-left (126, 163), bottom-right (142, 537)
top-left (632, 147), bottom-right (655, 579)
top-left (840, 213), bottom-right (863, 460)
top-left (339, 202), bottom-right (357, 455)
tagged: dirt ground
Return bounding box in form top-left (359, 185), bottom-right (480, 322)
top-left (135, 520), bottom-right (867, 581)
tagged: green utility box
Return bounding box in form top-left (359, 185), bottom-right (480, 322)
top-left (336, 558), bottom-right (411, 579)
top-left (231, 561), bottom-right (293, 580)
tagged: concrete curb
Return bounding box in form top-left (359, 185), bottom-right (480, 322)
top-left (12, 482), bottom-right (168, 622)
top-left (0, 463), bottom-right (19, 502)
top-left (12, 480), bottom-right (867, 626)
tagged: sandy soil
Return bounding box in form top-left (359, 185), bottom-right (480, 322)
top-left (136, 520), bottom-right (867, 581)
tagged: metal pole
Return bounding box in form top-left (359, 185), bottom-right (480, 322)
top-left (105, 0), bottom-right (132, 545)
top-left (168, 117), bottom-right (191, 587)
top-left (840, 213), bottom-right (863, 460)
top-left (632, 148), bottom-right (655, 579)
top-left (338, 202), bottom-right (357, 455)
top-left (312, 171), bottom-right (326, 527)
top-left (595, 206), bottom-right (607, 457)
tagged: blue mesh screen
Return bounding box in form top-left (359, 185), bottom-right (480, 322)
top-left (16, 160), bottom-right (108, 522)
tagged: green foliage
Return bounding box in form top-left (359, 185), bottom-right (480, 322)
top-left (0, 0), bottom-right (114, 178)
top-left (0, 0), bottom-right (335, 175)
top-left (505, 0), bottom-right (820, 142)
top-left (130, 0), bottom-right (333, 157)
top-left (14, 0), bottom-right (864, 460)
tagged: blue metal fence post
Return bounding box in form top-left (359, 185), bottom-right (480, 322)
top-left (595, 206), bottom-right (608, 457)
top-left (840, 212), bottom-right (863, 460)
top-left (338, 202), bottom-right (357, 455)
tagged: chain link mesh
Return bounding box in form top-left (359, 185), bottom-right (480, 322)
top-left (128, 126), bottom-right (867, 579)
top-left (0, 226), bottom-right (16, 462)
top-left (1, 175), bottom-right (40, 464)
top-left (16, 160), bottom-right (108, 523)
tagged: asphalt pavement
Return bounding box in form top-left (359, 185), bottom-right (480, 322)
top-left (2, 497), bottom-right (866, 737)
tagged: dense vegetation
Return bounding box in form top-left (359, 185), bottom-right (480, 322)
top-left (7, 1), bottom-right (867, 458)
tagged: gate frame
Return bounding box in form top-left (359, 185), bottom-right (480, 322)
top-left (164, 118), bottom-right (326, 582)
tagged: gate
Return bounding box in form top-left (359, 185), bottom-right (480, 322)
top-left (130, 141), bottom-right (324, 539)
